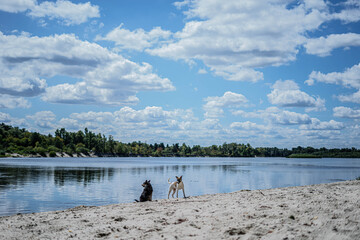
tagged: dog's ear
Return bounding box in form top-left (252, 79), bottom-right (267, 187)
top-left (180, 176), bottom-right (182, 179)
top-left (148, 180), bottom-right (151, 183)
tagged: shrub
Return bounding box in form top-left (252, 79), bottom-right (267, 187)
top-left (49, 151), bottom-right (57, 157)
top-left (76, 145), bottom-right (89, 155)
top-left (48, 146), bottom-right (60, 152)
top-left (34, 147), bottom-right (47, 157)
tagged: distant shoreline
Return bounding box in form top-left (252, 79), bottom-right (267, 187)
top-left (2, 123), bottom-right (360, 159)
top-left (0, 180), bottom-right (359, 239)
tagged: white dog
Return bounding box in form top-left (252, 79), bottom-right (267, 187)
top-left (168, 176), bottom-right (186, 199)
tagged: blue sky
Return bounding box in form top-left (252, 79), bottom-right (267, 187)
top-left (0, 0), bottom-right (360, 148)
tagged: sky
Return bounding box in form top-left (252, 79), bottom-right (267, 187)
top-left (0, 0), bottom-right (360, 148)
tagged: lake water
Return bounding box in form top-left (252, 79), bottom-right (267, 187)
top-left (0, 157), bottom-right (360, 216)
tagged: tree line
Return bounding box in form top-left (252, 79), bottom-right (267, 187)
top-left (1, 123), bottom-right (360, 158)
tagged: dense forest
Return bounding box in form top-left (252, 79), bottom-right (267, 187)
top-left (1, 123), bottom-right (360, 158)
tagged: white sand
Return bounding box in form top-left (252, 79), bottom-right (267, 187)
top-left (0, 180), bottom-right (359, 239)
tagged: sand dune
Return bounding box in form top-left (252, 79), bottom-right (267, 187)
top-left (0, 180), bottom-right (359, 239)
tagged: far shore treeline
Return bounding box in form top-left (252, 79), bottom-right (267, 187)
top-left (1, 123), bottom-right (360, 158)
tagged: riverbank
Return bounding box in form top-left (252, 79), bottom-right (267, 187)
top-left (0, 180), bottom-right (359, 239)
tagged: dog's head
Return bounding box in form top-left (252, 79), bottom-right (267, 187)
top-left (142, 180), bottom-right (151, 187)
top-left (176, 176), bottom-right (182, 183)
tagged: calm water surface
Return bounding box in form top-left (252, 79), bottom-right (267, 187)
top-left (0, 157), bottom-right (360, 216)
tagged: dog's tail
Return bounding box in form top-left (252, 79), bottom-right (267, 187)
top-left (134, 199), bottom-right (139, 202)
top-left (168, 178), bottom-right (171, 184)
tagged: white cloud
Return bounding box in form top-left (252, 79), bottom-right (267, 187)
top-left (303, 0), bottom-right (327, 10)
top-left (300, 118), bottom-right (344, 130)
top-left (66, 107), bottom-right (196, 132)
top-left (0, 0), bottom-right (36, 13)
top-left (232, 107), bottom-right (312, 126)
top-left (338, 90), bottom-right (360, 104)
top-left (114, 106), bottom-right (195, 123)
top-left (42, 82), bottom-right (140, 106)
top-left (147, 0), bottom-right (331, 81)
top-left (85, 61), bottom-right (174, 92)
top-left (305, 33), bottom-right (360, 57)
top-left (58, 118), bottom-right (80, 130)
top-left (70, 111), bottom-right (114, 123)
top-left (333, 106), bottom-right (360, 118)
top-left (0, 112), bottom-right (27, 127)
top-left (267, 109), bottom-right (312, 125)
top-left (0, 32), bottom-right (174, 106)
top-left (307, 63), bottom-right (360, 103)
top-left (0, 0), bottom-right (99, 25)
top-left (97, 24), bottom-right (172, 51)
top-left (230, 121), bottom-right (267, 130)
top-left (268, 80), bottom-right (325, 112)
top-left (200, 118), bottom-right (221, 130)
top-left (213, 67), bottom-right (264, 82)
top-left (173, 0), bottom-right (191, 9)
top-left (30, 0), bottom-right (99, 25)
top-left (0, 112), bottom-right (12, 122)
top-left (0, 73), bottom-right (47, 97)
top-left (198, 68), bottom-right (207, 74)
top-left (0, 95), bottom-right (30, 109)
top-left (306, 63), bottom-right (360, 89)
top-left (96, 0), bottom-right (360, 82)
top-left (27, 111), bottom-right (56, 129)
top-left (203, 91), bottom-right (248, 118)
top-left (329, 5), bottom-right (360, 23)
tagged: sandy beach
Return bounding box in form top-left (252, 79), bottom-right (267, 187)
top-left (0, 180), bottom-right (359, 240)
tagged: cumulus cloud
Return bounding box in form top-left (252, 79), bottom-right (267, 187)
top-left (329, 3), bottom-right (360, 23)
top-left (338, 90), bottom-right (360, 104)
top-left (0, 32), bottom-right (174, 106)
top-left (303, 0), bottom-right (327, 10)
top-left (230, 121), bottom-right (267, 131)
top-left (268, 80), bottom-right (325, 112)
top-left (200, 118), bottom-right (221, 130)
top-left (29, 0), bottom-right (100, 25)
top-left (0, 73), bottom-right (47, 97)
top-left (0, 0), bottom-right (99, 25)
top-left (0, 95), bottom-right (30, 109)
top-left (232, 107), bottom-right (312, 125)
top-left (27, 111), bottom-right (56, 129)
top-left (306, 63), bottom-right (360, 88)
top-left (95, 0), bottom-right (360, 82)
top-left (203, 91), bottom-right (248, 118)
top-left (305, 33), bottom-right (360, 56)
top-left (198, 68), bottom-right (207, 74)
top-left (300, 118), bottom-right (344, 130)
top-left (147, 0), bottom-right (336, 81)
top-left (0, 112), bottom-right (27, 126)
top-left (70, 111), bottom-right (114, 123)
top-left (333, 106), bottom-right (360, 118)
top-left (114, 106), bottom-right (195, 125)
top-left (0, 112), bottom-right (12, 122)
top-left (0, 0), bottom-right (36, 13)
top-left (307, 63), bottom-right (360, 103)
top-left (58, 118), bottom-right (81, 130)
top-left (267, 109), bottom-right (312, 125)
top-left (66, 106), bottom-right (196, 131)
top-left (96, 24), bottom-right (172, 51)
